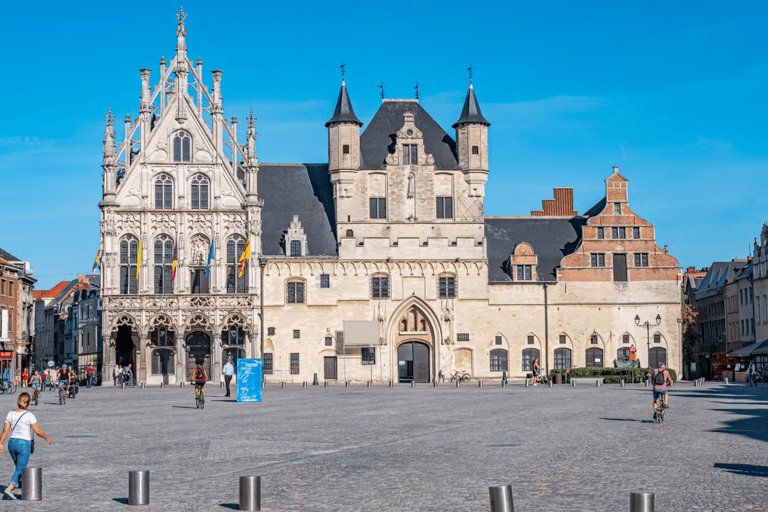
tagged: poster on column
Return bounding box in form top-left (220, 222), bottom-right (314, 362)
top-left (237, 358), bottom-right (263, 402)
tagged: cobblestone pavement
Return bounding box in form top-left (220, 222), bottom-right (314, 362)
top-left (0, 380), bottom-right (765, 511)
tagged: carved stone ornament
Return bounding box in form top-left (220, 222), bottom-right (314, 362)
top-left (189, 234), bottom-right (211, 266)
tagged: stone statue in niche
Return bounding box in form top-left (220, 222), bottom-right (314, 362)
top-left (407, 173), bottom-right (415, 199)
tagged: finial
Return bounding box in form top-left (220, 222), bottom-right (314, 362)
top-left (247, 108), bottom-right (256, 129)
top-left (378, 82), bottom-right (386, 100)
top-left (176, 5), bottom-right (187, 25)
top-left (415, 83), bottom-right (419, 100)
top-left (468, 66), bottom-right (473, 85)
top-left (105, 107), bottom-right (115, 126)
top-left (340, 63), bottom-right (345, 83)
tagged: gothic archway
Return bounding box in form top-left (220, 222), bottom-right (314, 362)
top-left (388, 297), bottom-right (440, 383)
top-left (185, 331), bottom-right (211, 380)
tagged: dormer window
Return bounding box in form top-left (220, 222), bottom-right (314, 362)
top-left (173, 131), bottom-right (191, 162)
top-left (403, 145), bottom-right (417, 165)
top-left (613, 202), bottom-right (621, 215)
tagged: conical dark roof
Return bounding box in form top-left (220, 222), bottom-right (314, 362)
top-left (453, 84), bottom-right (490, 128)
top-left (325, 81), bottom-right (363, 127)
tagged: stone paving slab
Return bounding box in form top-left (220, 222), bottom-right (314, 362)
top-left (0, 381), bottom-right (764, 511)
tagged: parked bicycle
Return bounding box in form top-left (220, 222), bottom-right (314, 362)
top-left (449, 370), bottom-right (471, 383)
top-left (0, 379), bottom-right (16, 394)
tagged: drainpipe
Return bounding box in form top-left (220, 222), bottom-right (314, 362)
top-left (544, 283), bottom-right (549, 374)
top-left (258, 258), bottom-right (266, 359)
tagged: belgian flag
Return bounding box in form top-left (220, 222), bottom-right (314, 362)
top-left (171, 245), bottom-right (179, 281)
top-left (238, 238), bottom-right (251, 278)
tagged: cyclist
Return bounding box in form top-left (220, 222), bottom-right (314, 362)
top-left (57, 365), bottom-right (69, 400)
top-left (652, 362), bottom-right (672, 420)
top-left (67, 366), bottom-right (78, 395)
top-left (192, 365), bottom-right (208, 401)
top-left (29, 371), bottom-right (41, 402)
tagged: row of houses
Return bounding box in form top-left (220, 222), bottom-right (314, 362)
top-left (0, 249), bottom-right (36, 375)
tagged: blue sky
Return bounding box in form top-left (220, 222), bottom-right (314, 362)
top-left (2, 0), bottom-right (767, 289)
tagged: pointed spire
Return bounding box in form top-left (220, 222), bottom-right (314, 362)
top-left (176, 6), bottom-right (187, 58)
top-left (453, 80), bottom-right (490, 128)
top-left (325, 80), bottom-right (362, 127)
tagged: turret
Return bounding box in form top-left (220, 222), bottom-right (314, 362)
top-left (453, 82), bottom-right (490, 198)
top-left (326, 80), bottom-right (362, 200)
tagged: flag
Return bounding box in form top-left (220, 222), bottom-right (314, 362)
top-left (92, 238), bottom-right (104, 271)
top-left (204, 237), bottom-right (215, 277)
top-left (136, 239), bottom-right (142, 280)
top-left (238, 238), bottom-right (251, 278)
top-left (171, 244), bottom-right (179, 281)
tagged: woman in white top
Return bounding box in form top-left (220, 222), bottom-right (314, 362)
top-left (0, 393), bottom-right (52, 500)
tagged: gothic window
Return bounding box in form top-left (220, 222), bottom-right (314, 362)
top-left (173, 131), bottom-right (191, 162)
top-left (119, 235), bottom-right (139, 294)
top-left (290, 353), bottom-right (300, 374)
top-left (191, 175), bottom-right (209, 209)
top-left (403, 144), bottom-right (418, 165)
top-left (369, 198), bottom-right (387, 219)
top-left (586, 348), bottom-right (603, 367)
top-left (226, 235), bottom-right (248, 293)
top-left (150, 327), bottom-right (175, 347)
top-left (436, 197), bottom-right (453, 219)
top-left (490, 349), bottom-right (508, 372)
top-left (371, 275), bottom-right (390, 299)
top-left (154, 175), bottom-right (173, 209)
top-left (153, 235), bottom-right (174, 294)
top-left (522, 348), bottom-right (539, 371)
top-left (286, 280), bottom-right (305, 304)
top-left (554, 348), bottom-right (571, 369)
top-left (222, 327), bottom-right (246, 346)
top-left (438, 275), bottom-right (456, 298)
top-left (263, 353), bottom-right (273, 374)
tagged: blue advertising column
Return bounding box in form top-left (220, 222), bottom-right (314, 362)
top-left (237, 359), bottom-right (263, 402)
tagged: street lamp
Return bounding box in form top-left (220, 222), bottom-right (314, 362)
top-left (635, 314), bottom-right (662, 367)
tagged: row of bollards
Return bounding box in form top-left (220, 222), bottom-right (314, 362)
top-left (488, 486), bottom-right (654, 512)
top-left (693, 377), bottom-right (706, 387)
top-left (127, 470), bottom-right (261, 510)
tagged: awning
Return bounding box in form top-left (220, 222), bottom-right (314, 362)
top-left (729, 340), bottom-right (768, 357)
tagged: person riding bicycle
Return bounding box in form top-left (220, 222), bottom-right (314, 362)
top-left (652, 362), bottom-right (672, 420)
top-left (193, 365), bottom-right (208, 400)
top-left (29, 371), bottom-right (41, 401)
top-left (57, 365), bottom-right (70, 395)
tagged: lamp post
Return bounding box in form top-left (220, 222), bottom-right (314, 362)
top-left (635, 314), bottom-right (662, 367)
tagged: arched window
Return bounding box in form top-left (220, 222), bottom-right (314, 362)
top-left (226, 235), bottom-right (248, 293)
top-left (490, 349), bottom-right (508, 372)
top-left (150, 327), bottom-right (175, 347)
top-left (154, 175), bottom-right (173, 209)
top-left (119, 235), bottom-right (139, 294)
top-left (586, 348), bottom-right (604, 367)
top-left (554, 348), bottom-right (571, 369)
top-left (153, 235), bottom-right (174, 294)
top-left (522, 348), bottom-right (540, 371)
top-left (191, 175), bottom-right (209, 209)
top-left (173, 131), bottom-right (191, 162)
top-left (222, 327), bottom-right (246, 346)
top-left (649, 347), bottom-right (667, 369)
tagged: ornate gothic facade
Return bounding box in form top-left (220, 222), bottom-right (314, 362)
top-left (99, 12), bottom-right (681, 385)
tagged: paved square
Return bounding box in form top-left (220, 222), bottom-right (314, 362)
top-left (0, 381), bottom-right (765, 511)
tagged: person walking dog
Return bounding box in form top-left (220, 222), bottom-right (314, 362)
top-left (0, 393), bottom-right (52, 500)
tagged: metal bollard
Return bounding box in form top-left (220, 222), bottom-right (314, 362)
top-left (455, 381), bottom-right (460, 388)
top-left (548, 380), bottom-right (552, 388)
top-left (410, 381), bottom-right (415, 388)
top-left (180, 382), bottom-right (184, 388)
top-left (389, 381), bottom-right (393, 387)
top-left (479, 380), bottom-right (483, 388)
top-left (525, 379), bottom-right (529, 388)
top-left (367, 381), bottom-right (371, 388)
top-left (122, 382), bottom-right (125, 389)
top-left (489, 485), bottom-right (514, 512)
top-left (313, 373), bottom-right (319, 386)
top-left (596, 380), bottom-right (601, 387)
top-left (21, 467), bottom-right (42, 501)
top-left (302, 381), bottom-right (307, 388)
top-left (629, 491), bottom-right (654, 512)
top-left (239, 475), bottom-right (261, 511)
top-left (571, 380), bottom-right (576, 387)
top-left (323, 382), bottom-right (328, 388)
top-left (621, 379), bottom-right (625, 387)
top-left (724, 378), bottom-right (729, 385)
top-left (281, 382), bottom-right (286, 388)
top-left (433, 381), bottom-right (437, 387)
top-left (346, 381), bottom-right (350, 388)
top-left (128, 470), bottom-right (149, 505)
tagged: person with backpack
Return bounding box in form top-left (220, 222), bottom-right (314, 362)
top-left (85, 365), bottom-right (95, 388)
top-left (652, 362), bottom-right (672, 420)
top-left (192, 365), bottom-right (208, 401)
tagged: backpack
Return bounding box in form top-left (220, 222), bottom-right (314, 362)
top-left (195, 369), bottom-right (205, 380)
top-left (654, 370), bottom-right (666, 386)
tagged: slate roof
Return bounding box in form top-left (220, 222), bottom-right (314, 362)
top-left (325, 81), bottom-right (362, 127)
top-left (258, 164), bottom-right (338, 257)
top-left (453, 85), bottom-right (490, 127)
top-left (485, 217), bottom-right (585, 282)
top-left (0, 248), bottom-right (20, 262)
top-left (695, 261), bottom-right (748, 299)
top-left (360, 100), bottom-right (460, 170)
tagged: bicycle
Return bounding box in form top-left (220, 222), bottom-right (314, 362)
top-left (58, 384), bottom-right (66, 405)
top-left (31, 387), bottom-right (40, 406)
top-left (654, 403), bottom-right (666, 423)
top-left (0, 379), bottom-right (16, 394)
top-left (123, 375), bottom-right (136, 388)
top-left (195, 387), bottom-right (205, 409)
top-left (67, 380), bottom-right (79, 399)
top-left (449, 371), bottom-right (471, 383)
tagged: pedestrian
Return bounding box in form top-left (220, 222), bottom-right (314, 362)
top-left (85, 364), bottom-right (95, 388)
top-left (40, 372), bottom-right (46, 392)
top-left (532, 358), bottom-right (541, 386)
top-left (0, 392), bottom-right (52, 500)
top-left (13, 371), bottom-right (20, 388)
top-left (115, 365), bottom-right (122, 386)
top-left (223, 356), bottom-right (235, 397)
top-left (747, 362), bottom-right (757, 387)
top-left (21, 370), bottom-right (28, 388)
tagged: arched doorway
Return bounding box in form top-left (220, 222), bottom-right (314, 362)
top-left (397, 341), bottom-right (430, 383)
top-left (151, 349), bottom-right (175, 385)
top-left (185, 331), bottom-right (211, 380)
top-left (115, 325), bottom-right (135, 368)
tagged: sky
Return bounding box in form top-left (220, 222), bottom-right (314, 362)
top-left (2, 0), bottom-right (767, 290)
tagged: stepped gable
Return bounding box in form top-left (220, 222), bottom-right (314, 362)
top-left (485, 217), bottom-right (585, 282)
top-left (360, 100), bottom-right (459, 170)
top-left (258, 164), bottom-right (337, 257)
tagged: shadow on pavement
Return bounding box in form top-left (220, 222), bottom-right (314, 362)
top-left (714, 463), bottom-right (768, 477)
top-left (112, 498), bottom-right (129, 505)
top-left (171, 405), bottom-right (198, 409)
top-left (677, 385), bottom-right (768, 443)
top-left (219, 504), bottom-right (239, 510)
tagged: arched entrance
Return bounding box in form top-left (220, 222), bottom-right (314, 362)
top-left (115, 325), bottom-right (135, 368)
top-left (185, 331), bottom-right (211, 380)
top-left (151, 349), bottom-right (175, 385)
top-left (397, 341), bottom-right (430, 383)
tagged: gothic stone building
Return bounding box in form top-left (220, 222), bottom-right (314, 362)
top-left (99, 13), bottom-right (681, 385)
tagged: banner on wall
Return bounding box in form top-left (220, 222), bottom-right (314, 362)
top-left (236, 358), bottom-right (263, 402)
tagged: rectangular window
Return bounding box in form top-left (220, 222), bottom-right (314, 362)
top-left (590, 253), bottom-right (605, 267)
top-left (371, 276), bottom-right (390, 299)
top-left (290, 240), bottom-right (302, 257)
top-left (495, 336), bottom-right (502, 345)
top-left (527, 335), bottom-right (535, 345)
top-left (293, 330), bottom-right (300, 339)
top-left (472, 145), bottom-right (479, 155)
top-left (457, 333), bottom-right (470, 342)
top-left (559, 334), bottom-right (566, 344)
top-left (654, 333), bottom-right (661, 344)
top-left (634, 253), bottom-right (649, 266)
top-left (361, 347), bottom-right (376, 365)
top-left (369, 197), bottom-right (387, 219)
top-left (287, 282), bottom-right (305, 303)
top-left (614, 203), bottom-right (621, 215)
top-left (267, 327), bottom-right (275, 336)
top-left (320, 274), bottom-right (330, 288)
top-left (516, 265), bottom-right (532, 281)
top-left (633, 227), bottom-right (640, 239)
top-left (342, 144), bottom-right (350, 154)
top-left (290, 353), bottom-right (300, 375)
top-left (191, 269), bottom-right (210, 294)
top-left (612, 227), bottom-right (626, 239)
top-left (597, 227), bottom-right (604, 239)
top-left (439, 276), bottom-right (456, 298)
top-left (403, 144), bottom-right (418, 165)
top-left (591, 334), bottom-right (599, 345)
top-left (263, 353), bottom-right (273, 374)
top-left (325, 336), bottom-right (333, 346)
top-left (436, 197), bottom-right (453, 219)
top-left (623, 334), bottom-right (630, 344)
